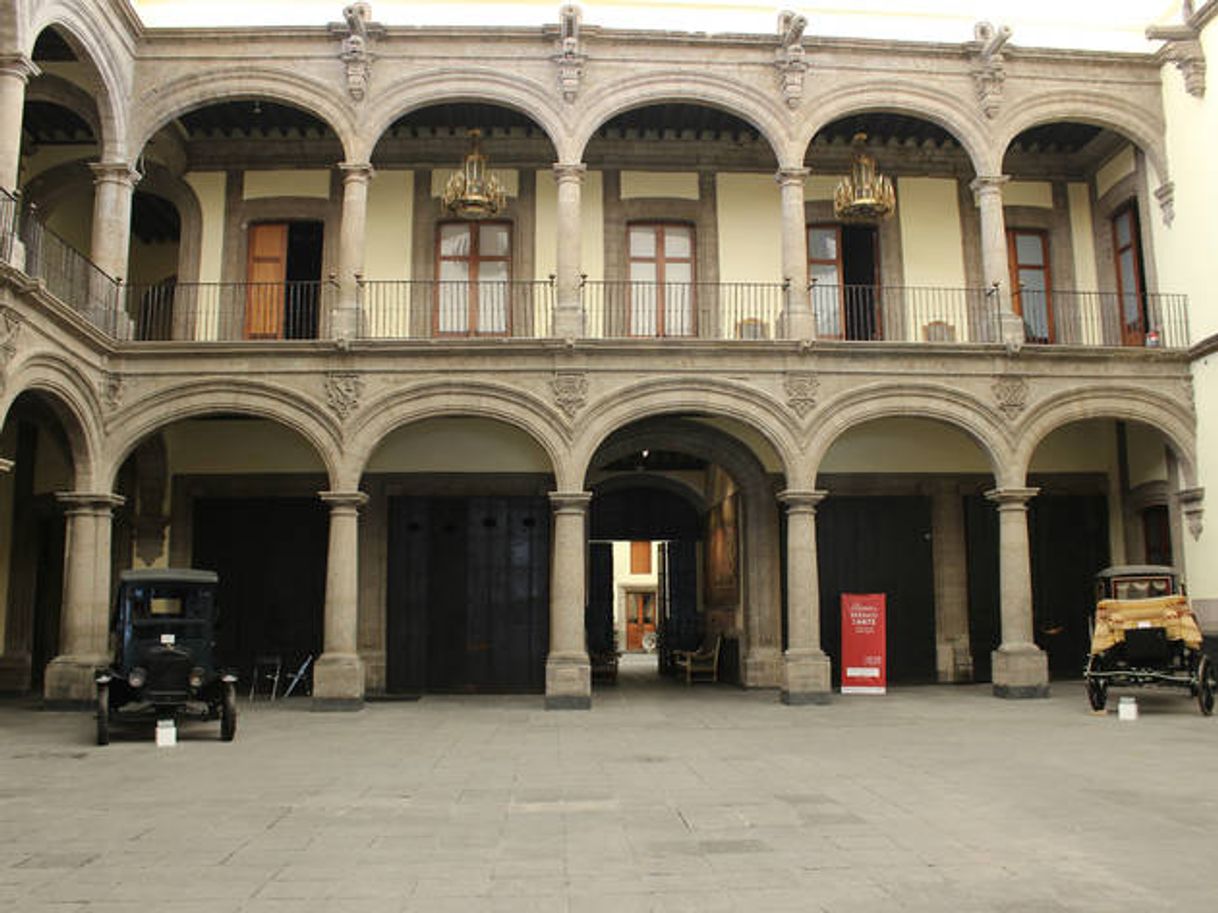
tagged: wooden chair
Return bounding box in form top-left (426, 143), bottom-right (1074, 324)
top-left (674, 635), bottom-right (722, 685)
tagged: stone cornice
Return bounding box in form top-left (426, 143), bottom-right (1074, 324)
top-left (1190, 331), bottom-right (1218, 360)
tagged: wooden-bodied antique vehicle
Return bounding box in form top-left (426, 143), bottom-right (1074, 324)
top-left (1084, 565), bottom-right (1215, 715)
top-left (95, 569), bottom-right (238, 744)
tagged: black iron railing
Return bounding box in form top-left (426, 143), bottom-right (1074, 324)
top-left (358, 279), bottom-right (555, 339)
top-left (810, 283), bottom-right (1002, 343)
top-left (0, 188), bottom-right (18, 264)
top-left (582, 280), bottom-right (787, 339)
top-left (1020, 289), bottom-right (1189, 350)
top-left (118, 281), bottom-right (333, 341)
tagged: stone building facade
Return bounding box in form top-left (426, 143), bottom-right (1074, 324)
top-left (0, 1), bottom-right (1213, 710)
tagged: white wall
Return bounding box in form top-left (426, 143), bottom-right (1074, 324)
top-left (366, 417), bottom-right (551, 473)
top-left (716, 173), bottom-right (782, 284)
top-left (897, 177), bottom-right (966, 289)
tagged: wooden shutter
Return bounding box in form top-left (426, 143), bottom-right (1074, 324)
top-left (245, 223), bottom-right (287, 339)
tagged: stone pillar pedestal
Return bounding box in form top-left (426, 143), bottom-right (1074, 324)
top-left (0, 55), bottom-right (38, 193)
top-left (986, 486), bottom-right (1049, 698)
top-left (932, 482), bottom-right (973, 682)
top-left (333, 163), bottom-right (373, 340)
top-left (743, 646), bottom-right (782, 688)
top-left (44, 492), bottom-right (125, 707)
top-left (776, 168), bottom-right (814, 339)
top-left (546, 491), bottom-right (592, 709)
top-left (779, 490), bottom-right (832, 704)
top-left (552, 163), bottom-right (586, 339)
top-left (313, 491), bottom-right (367, 710)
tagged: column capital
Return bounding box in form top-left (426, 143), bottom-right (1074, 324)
top-left (0, 54), bottom-right (39, 82)
top-left (319, 490), bottom-right (369, 511)
top-left (55, 491), bottom-right (126, 514)
top-left (775, 167), bottom-right (809, 187)
top-left (0, 458), bottom-right (12, 474)
top-left (552, 162), bottom-right (587, 184)
top-left (549, 490), bottom-right (592, 513)
top-left (969, 174), bottom-right (1010, 197)
top-left (778, 489), bottom-right (828, 513)
top-left (338, 161), bottom-right (375, 183)
top-left (89, 161), bottom-right (141, 188)
top-left (984, 486), bottom-right (1039, 509)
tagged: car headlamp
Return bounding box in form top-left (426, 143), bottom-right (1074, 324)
top-left (127, 667), bottom-right (147, 688)
top-left (188, 667), bottom-right (205, 689)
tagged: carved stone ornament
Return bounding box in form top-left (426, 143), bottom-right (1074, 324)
top-left (968, 21), bottom-right (1012, 120)
top-left (551, 370), bottom-right (588, 418)
top-left (339, 3), bottom-right (374, 102)
top-left (100, 371), bottom-right (125, 410)
top-left (992, 375), bottom-right (1028, 419)
top-left (1178, 487), bottom-right (1204, 541)
top-left (553, 5), bottom-right (585, 104)
top-left (0, 305), bottom-right (20, 381)
top-left (784, 371), bottom-right (819, 418)
top-left (774, 11), bottom-right (808, 110)
top-left (326, 371), bottom-right (364, 420)
top-left (1155, 181), bottom-right (1176, 227)
top-left (1147, 25), bottom-right (1206, 99)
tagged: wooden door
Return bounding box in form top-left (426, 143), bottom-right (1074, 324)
top-left (1007, 229), bottom-right (1054, 343)
top-left (1112, 205), bottom-right (1146, 347)
top-left (625, 591), bottom-right (656, 652)
top-left (245, 223), bottom-right (288, 339)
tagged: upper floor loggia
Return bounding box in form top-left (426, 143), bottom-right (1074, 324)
top-left (0, 14), bottom-right (1193, 351)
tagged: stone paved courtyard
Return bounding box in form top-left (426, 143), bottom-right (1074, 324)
top-left (2, 663), bottom-right (1215, 912)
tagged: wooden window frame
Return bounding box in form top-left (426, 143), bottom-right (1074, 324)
top-left (627, 221), bottom-right (697, 337)
top-left (1111, 202), bottom-right (1147, 347)
top-left (434, 220), bottom-right (513, 337)
top-left (1006, 227), bottom-right (1054, 344)
top-left (807, 222), bottom-right (882, 341)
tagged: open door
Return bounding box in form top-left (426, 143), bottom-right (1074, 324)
top-left (245, 223), bottom-right (288, 339)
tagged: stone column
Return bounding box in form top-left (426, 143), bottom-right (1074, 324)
top-left (743, 488), bottom-right (783, 687)
top-left (43, 492), bottom-right (125, 706)
top-left (779, 489), bottom-right (832, 703)
top-left (776, 168), bottom-right (813, 339)
top-left (985, 486), bottom-right (1049, 698)
top-left (970, 175), bottom-right (1023, 344)
top-left (333, 162), bottom-right (374, 340)
top-left (931, 482), bottom-right (972, 682)
top-left (0, 54), bottom-right (38, 193)
top-left (546, 491), bottom-right (592, 709)
top-left (90, 162), bottom-right (140, 280)
top-left (313, 490), bottom-right (368, 709)
top-left (553, 163), bottom-right (586, 338)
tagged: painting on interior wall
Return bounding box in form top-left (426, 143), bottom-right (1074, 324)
top-left (705, 493), bottom-right (739, 608)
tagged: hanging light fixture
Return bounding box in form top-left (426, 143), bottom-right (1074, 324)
top-left (834, 132), bottom-right (896, 221)
top-left (442, 129), bottom-right (507, 219)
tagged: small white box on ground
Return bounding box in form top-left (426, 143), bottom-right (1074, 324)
top-left (156, 718), bottom-right (177, 746)
top-left (1118, 696), bottom-right (1138, 721)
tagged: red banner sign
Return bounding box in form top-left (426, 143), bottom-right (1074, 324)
top-left (841, 593), bottom-right (886, 694)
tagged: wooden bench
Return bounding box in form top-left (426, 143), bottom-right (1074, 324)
top-left (673, 635), bottom-right (722, 685)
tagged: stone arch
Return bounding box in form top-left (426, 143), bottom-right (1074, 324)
top-left (1013, 385), bottom-right (1197, 488)
top-left (571, 377), bottom-right (800, 489)
top-left (571, 71), bottom-right (793, 167)
top-left (130, 162), bottom-right (203, 284)
top-left (798, 80), bottom-right (993, 175)
top-left (1, 351), bottom-right (103, 490)
top-left (25, 2), bottom-right (129, 160)
top-left (590, 472), bottom-right (708, 517)
top-left (346, 380), bottom-right (570, 491)
top-left (128, 68), bottom-right (356, 162)
top-left (806, 382), bottom-right (1010, 485)
top-left (358, 70), bottom-right (565, 163)
top-left (996, 91), bottom-right (1169, 185)
top-left (24, 71), bottom-right (102, 143)
top-left (102, 379), bottom-right (344, 491)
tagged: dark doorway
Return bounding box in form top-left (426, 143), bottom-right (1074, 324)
top-left (191, 498), bottom-right (327, 683)
top-left (842, 225), bottom-right (879, 341)
top-left (966, 493), bottom-right (1109, 681)
top-left (386, 496), bottom-right (550, 694)
top-left (813, 496), bottom-right (937, 684)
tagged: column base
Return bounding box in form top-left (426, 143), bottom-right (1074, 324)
top-left (991, 644), bottom-right (1049, 699)
top-left (311, 652), bottom-right (365, 711)
top-left (329, 305), bottom-right (360, 342)
top-left (780, 648), bottom-right (832, 705)
top-left (743, 647), bottom-right (782, 688)
top-left (545, 652), bottom-right (591, 710)
top-left (784, 310), bottom-right (815, 341)
top-left (0, 653), bottom-right (32, 693)
top-left (999, 311), bottom-right (1027, 347)
top-left (43, 654), bottom-right (106, 708)
top-left (552, 305), bottom-right (584, 340)
top-left (936, 638), bottom-right (974, 683)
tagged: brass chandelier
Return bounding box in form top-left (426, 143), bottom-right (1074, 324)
top-left (834, 132), bottom-right (896, 221)
top-left (442, 129), bottom-right (507, 219)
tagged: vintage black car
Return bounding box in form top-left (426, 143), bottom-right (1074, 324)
top-left (95, 569), bottom-right (238, 745)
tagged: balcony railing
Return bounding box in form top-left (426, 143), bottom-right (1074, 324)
top-left (1018, 289), bottom-right (1189, 349)
top-left (811, 284), bottom-right (1002, 343)
top-left (359, 280), bottom-right (554, 339)
top-left (0, 189), bottom-right (17, 264)
top-left (582, 280), bottom-right (787, 340)
top-left (118, 281), bottom-right (334, 341)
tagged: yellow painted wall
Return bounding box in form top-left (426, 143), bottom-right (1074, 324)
top-left (819, 418), bottom-right (991, 474)
top-left (805, 174), bottom-right (842, 201)
top-left (430, 168), bottom-right (519, 198)
top-left (185, 172), bottom-right (225, 285)
top-left (1006, 181), bottom-right (1053, 209)
top-left (716, 174), bottom-right (782, 283)
top-left (1188, 354), bottom-right (1218, 612)
top-left (534, 168), bottom-right (605, 283)
top-left (18, 146), bottom-right (94, 185)
top-left (44, 191), bottom-right (92, 256)
top-left (243, 170), bottom-right (330, 200)
top-left (366, 417), bottom-right (551, 473)
top-left (363, 169), bottom-right (413, 280)
top-left (1028, 419), bottom-right (1120, 475)
top-left (1126, 422), bottom-right (1168, 488)
top-left (1095, 145), bottom-right (1135, 200)
top-left (897, 177), bottom-right (966, 289)
top-left (1067, 182), bottom-right (1099, 291)
top-left (619, 171), bottom-right (698, 200)
top-left (164, 420), bottom-right (326, 474)
top-left (128, 239), bottom-right (178, 286)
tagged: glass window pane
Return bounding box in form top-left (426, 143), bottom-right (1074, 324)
top-left (630, 261), bottom-right (657, 284)
top-left (1015, 233), bottom-right (1044, 266)
top-left (1114, 211), bottom-right (1132, 248)
top-left (1017, 268), bottom-right (1046, 293)
top-left (811, 263), bottom-right (840, 287)
top-left (808, 227), bottom-right (838, 261)
top-left (664, 227), bottom-right (692, 259)
top-left (811, 283), bottom-right (841, 337)
top-left (436, 281), bottom-right (467, 333)
top-left (629, 227), bottom-right (656, 258)
top-left (479, 224), bottom-right (510, 257)
top-left (665, 262), bottom-right (692, 285)
top-left (1118, 251), bottom-right (1140, 323)
top-left (439, 260), bottom-right (468, 282)
top-left (477, 277), bottom-right (507, 332)
top-left (631, 283), bottom-right (657, 336)
top-left (440, 223), bottom-right (471, 258)
top-left (665, 284), bottom-right (693, 336)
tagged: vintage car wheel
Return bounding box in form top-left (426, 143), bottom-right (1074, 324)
top-left (96, 683), bottom-right (110, 746)
top-left (1198, 657), bottom-right (1215, 716)
top-left (1085, 657), bottom-right (1107, 711)
top-left (220, 682), bottom-right (238, 741)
